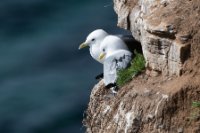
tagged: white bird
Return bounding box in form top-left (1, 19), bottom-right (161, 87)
top-left (98, 35), bottom-right (132, 87)
top-left (78, 29), bottom-right (141, 64)
top-left (79, 29), bottom-right (141, 80)
top-left (79, 29), bottom-right (108, 64)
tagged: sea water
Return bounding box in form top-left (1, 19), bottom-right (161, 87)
top-left (0, 0), bottom-right (130, 132)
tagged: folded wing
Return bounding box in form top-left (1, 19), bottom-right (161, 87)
top-left (103, 50), bottom-right (132, 86)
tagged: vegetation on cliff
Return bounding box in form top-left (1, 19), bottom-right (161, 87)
top-left (116, 50), bottom-right (145, 87)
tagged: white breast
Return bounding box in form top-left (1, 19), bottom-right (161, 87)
top-left (89, 44), bottom-right (104, 64)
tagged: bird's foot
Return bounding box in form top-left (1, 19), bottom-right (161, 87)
top-left (95, 73), bottom-right (103, 80)
top-left (110, 87), bottom-right (118, 94)
top-left (105, 83), bottom-right (118, 95)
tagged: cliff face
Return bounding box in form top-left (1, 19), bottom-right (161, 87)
top-left (83, 0), bottom-right (200, 133)
top-left (114, 0), bottom-right (198, 76)
top-left (84, 76), bottom-right (200, 133)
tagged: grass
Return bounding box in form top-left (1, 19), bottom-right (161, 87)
top-left (192, 101), bottom-right (200, 108)
top-left (188, 101), bottom-right (200, 121)
top-left (116, 50), bottom-right (145, 87)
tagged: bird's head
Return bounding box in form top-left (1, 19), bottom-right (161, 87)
top-left (98, 37), bottom-right (111, 60)
top-left (99, 36), bottom-right (128, 60)
top-left (78, 29), bottom-right (108, 49)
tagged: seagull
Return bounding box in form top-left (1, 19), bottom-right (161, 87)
top-left (79, 29), bottom-right (108, 64)
top-left (79, 29), bottom-right (141, 64)
top-left (79, 29), bottom-right (141, 80)
top-left (98, 35), bottom-right (132, 89)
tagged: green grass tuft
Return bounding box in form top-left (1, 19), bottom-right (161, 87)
top-left (116, 50), bottom-right (145, 87)
top-left (192, 101), bottom-right (200, 108)
top-left (188, 101), bottom-right (200, 121)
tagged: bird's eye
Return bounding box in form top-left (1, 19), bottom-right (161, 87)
top-left (103, 48), bottom-right (105, 52)
top-left (91, 38), bottom-right (95, 41)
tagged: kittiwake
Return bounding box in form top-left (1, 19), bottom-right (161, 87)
top-left (78, 29), bottom-right (141, 64)
top-left (79, 29), bottom-right (108, 64)
top-left (98, 35), bottom-right (132, 88)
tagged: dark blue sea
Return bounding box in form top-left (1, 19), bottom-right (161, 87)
top-left (0, 0), bottom-right (130, 132)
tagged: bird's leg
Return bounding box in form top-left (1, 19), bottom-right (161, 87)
top-left (110, 86), bottom-right (118, 94)
top-left (95, 73), bottom-right (103, 80)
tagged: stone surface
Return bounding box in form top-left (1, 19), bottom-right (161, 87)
top-left (83, 0), bottom-right (200, 133)
top-left (83, 75), bottom-right (200, 133)
top-left (114, 0), bottom-right (192, 76)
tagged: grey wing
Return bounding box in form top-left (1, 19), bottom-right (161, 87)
top-left (115, 52), bottom-right (132, 70)
top-left (103, 51), bottom-right (132, 86)
top-left (117, 34), bottom-right (134, 42)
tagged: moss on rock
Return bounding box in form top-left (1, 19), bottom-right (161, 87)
top-left (116, 50), bottom-right (145, 87)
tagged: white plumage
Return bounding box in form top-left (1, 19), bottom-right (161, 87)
top-left (79, 29), bottom-right (138, 64)
top-left (79, 29), bottom-right (108, 64)
top-left (99, 36), bottom-right (132, 86)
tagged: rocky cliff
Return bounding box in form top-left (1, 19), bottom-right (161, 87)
top-left (83, 0), bottom-right (200, 133)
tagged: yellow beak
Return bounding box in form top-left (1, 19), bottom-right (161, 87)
top-left (99, 53), bottom-right (106, 60)
top-left (78, 42), bottom-right (88, 50)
